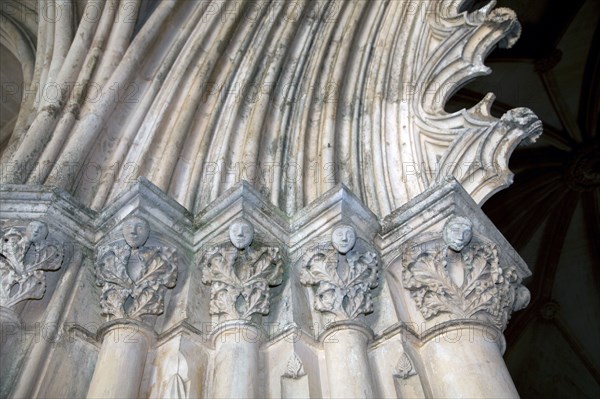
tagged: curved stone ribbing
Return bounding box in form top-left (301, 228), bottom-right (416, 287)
top-left (0, 0), bottom-right (542, 216)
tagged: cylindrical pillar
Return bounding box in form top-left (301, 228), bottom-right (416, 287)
top-left (322, 322), bottom-right (375, 398)
top-left (415, 323), bottom-right (518, 398)
top-left (0, 305), bottom-right (21, 356)
top-left (0, 306), bottom-right (22, 396)
top-left (211, 322), bottom-right (260, 398)
top-left (86, 320), bottom-right (155, 399)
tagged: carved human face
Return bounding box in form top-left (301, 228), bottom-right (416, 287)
top-left (443, 217), bottom-right (473, 252)
top-left (229, 219), bottom-right (254, 249)
top-left (331, 225), bottom-right (356, 255)
top-left (26, 221), bottom-right (48, 243)
top-left (122, 217), bottom-right (150, 248)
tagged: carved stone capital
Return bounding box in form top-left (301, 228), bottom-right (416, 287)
top-left (0, 221), bottom-right (63, 308)
top-left (201, 219), bottom-right (283, 321)
top-left (301, 225), bottom-right (379, 320)
top-left (95, 216), bottom-right (178, 320)
top-left (401, 216), bottom-right (529, 331)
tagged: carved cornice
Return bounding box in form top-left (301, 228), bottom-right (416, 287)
top-left (0, 222), bottom-right (63, 308)
top-left (0, 185), bottom-right (96, 246)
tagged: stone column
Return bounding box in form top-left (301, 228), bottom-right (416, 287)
top-left (211, 321), bottom-right (261, 398)
top-left (201, 218), bottom-right (283, 398)
top-left (90, 215), bottom-right (178, 398)
top-left (0, 306), bottom-right (21, 355)
top-left (0, 307), bottom-right (22, 395)
top-left (321, 321), bottom-right (375, 398)
top-left (87, 320), bottom-right (156, 398)
top-left (300, 224), bottom-right (379, 398)
top-left (382, 182), bottom-right (531, 398)
top-left (414, 322), bottom-right (518, 398)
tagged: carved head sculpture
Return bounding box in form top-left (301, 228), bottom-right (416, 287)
top-left (331, 225), bottom-right (356, 255)
top-left (122, 216), bottom-right (150, 249)
top-left (25, 221), bottom-right (48, 244)
top-left (229, 218), bottom-right (254, 249)
top-left (443, 216), bottom-right (473, 252)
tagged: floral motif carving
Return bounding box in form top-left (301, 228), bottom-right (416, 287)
top-left (394, 353), bottom-right (417, 379)
top-left (201, 218), bottom-right (283, 320)
top-left (283, 353), bottom-right (306, 379)
top-left (0, 222), bottom-right (63, 308)
top-left (95, 216), bottom-right (177, 320)
top-left (300, 225), bottom-right (378, 320)
top-left (402, 216), bottom-right (529, 330)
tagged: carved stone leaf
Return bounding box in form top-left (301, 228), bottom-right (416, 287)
top-left (240, 281), bottom-right (269, 319)
top-left (137, 249), bottom-right (177, 289)
top-left (0, 225), bottom-right (64, 308)
top-left (210, 282), bottom-right (239, 317)
top-left (4, 271), bottom-right (46, 307)
top-left (96, 243), bottom-right (177, 320)
top-left (403, 251), bottom-right (460, 318)
top-left (0, 261), bottom-right (16, 303)
top-left (130, 286), bottom-right (164, 319)
top-left (248, 248), bottom-right (283, 286)
top-left (302, 246), bottom-right (379, 319)
top-left (347, 251), bottom-right (378, 288)
top-left (394, 353), bottom-right (417, 379)
top-left (284, 353), bottom-right (306, 379)
top-left (314, 281), bottom-right (341, 315)
top-left (344, 284), bottom-right (371, 319)
top-left (96, 247), bottom-right (132, 288)
top-left (203, 250), bottom-right (240, 287)
top-left (100, 287), bottom-right (129, 319)
top-left (202, 244), bottom-right (282, 320)
top-left (300, 251), bottom-right (339, 286)
top-left (403, 239), bottom-right (524, 330)
top-left (24, 244), bottom-right (63, 273)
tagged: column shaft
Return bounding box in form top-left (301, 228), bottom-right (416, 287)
top-left (416, 325), bottom-right (518, 398)
top-left (323, 326), bottom-right (375, 398)
top-left (212, 324), bottom-right (260, 398)
top-left (0, 307), bottom-right (22, 397)
top-left (87, 322), bottom-right (154, 399)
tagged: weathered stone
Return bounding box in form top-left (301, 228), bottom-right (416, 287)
top-left (0, 0), bottom-right (542, 397)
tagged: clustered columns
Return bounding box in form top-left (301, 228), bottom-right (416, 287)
top-left (382, 180), bottom-right (532, 399)
top-left (201, 218), bottom-right (283, 399)
top-left (0, 179), bottom-right (532, 398)
top-left (87, 216), bottom-right (177, 398)
top-left (299, 224), bottom-right (380, 398)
